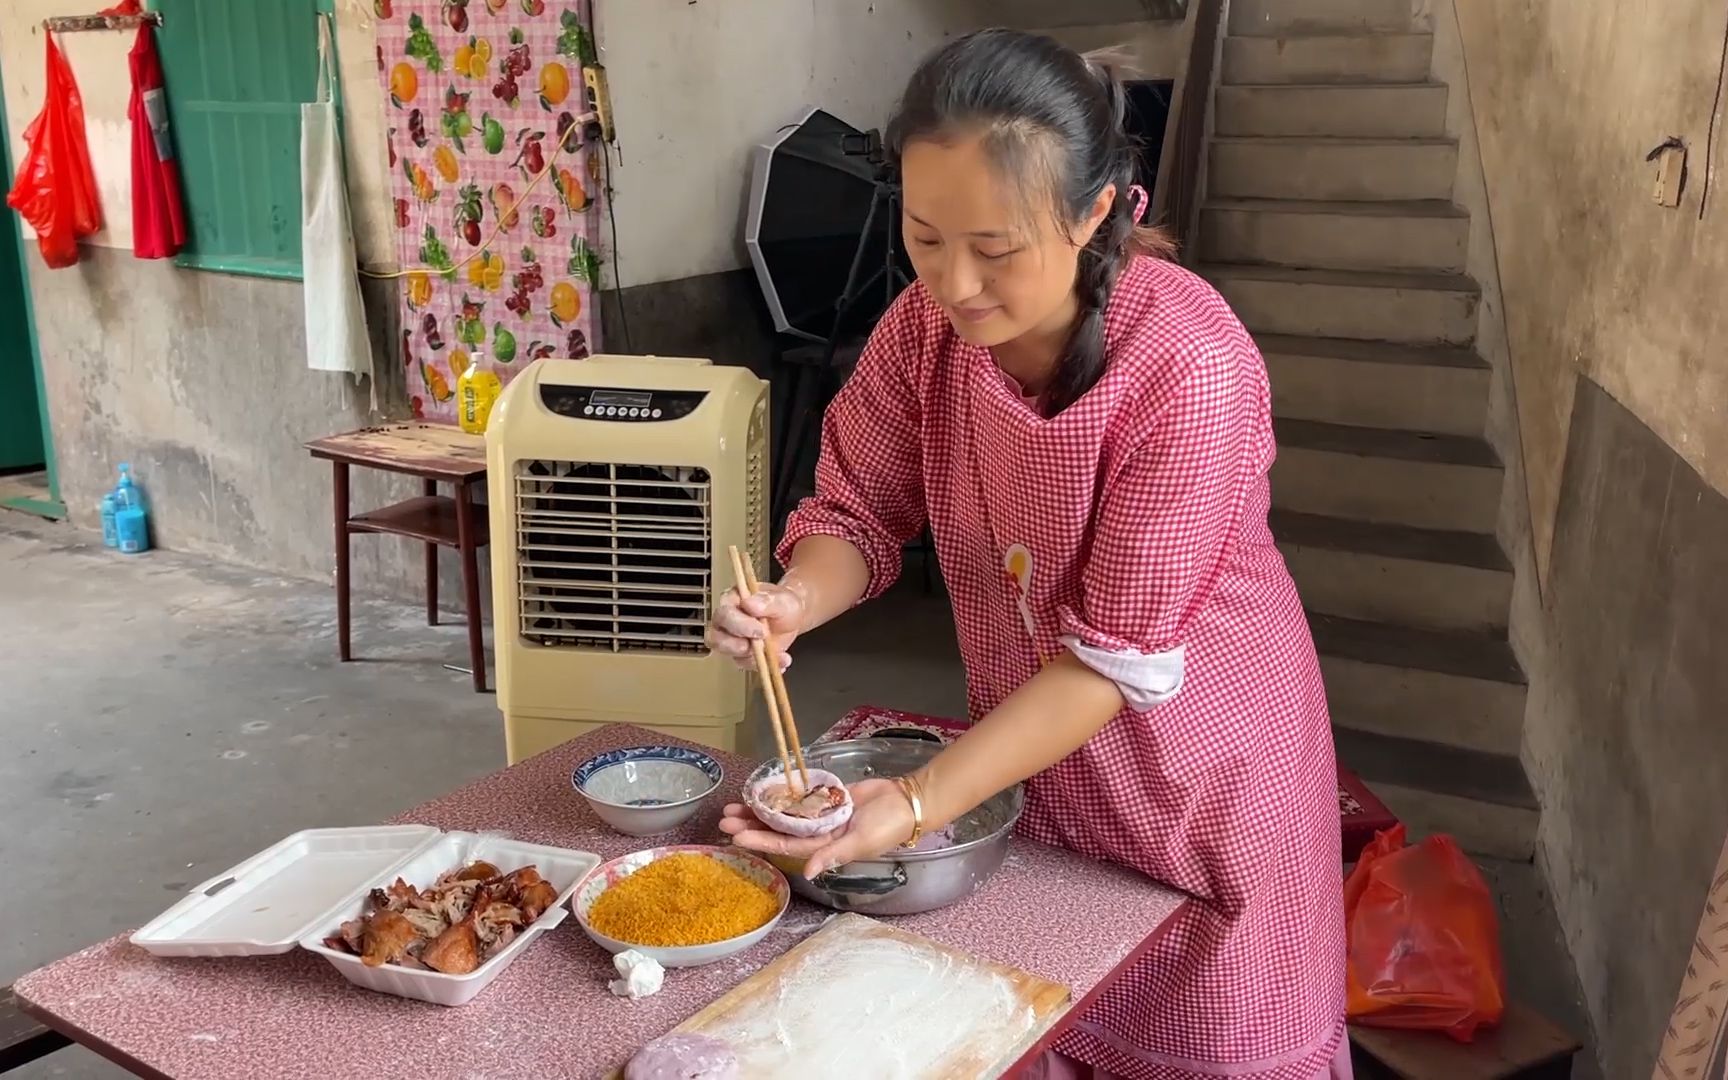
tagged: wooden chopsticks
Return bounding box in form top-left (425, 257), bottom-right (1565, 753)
top-left (727, 545), bottom-right (811, 794)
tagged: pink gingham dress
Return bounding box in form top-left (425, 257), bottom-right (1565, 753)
top-left (779, 257), bottom-right (1348, 1080)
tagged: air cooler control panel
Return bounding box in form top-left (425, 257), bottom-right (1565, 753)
top-left (540, 384), bottom-right (709, 422)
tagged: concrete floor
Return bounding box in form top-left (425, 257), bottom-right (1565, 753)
top-left (1, 513), bottom-right (1598, 1079)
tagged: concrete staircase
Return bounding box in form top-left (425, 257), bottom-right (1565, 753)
top-left (1200, 0), bottom-right (1537, 858)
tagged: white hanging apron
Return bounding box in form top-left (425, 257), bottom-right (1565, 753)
top-left (302, 13), bottom-right (375, 405)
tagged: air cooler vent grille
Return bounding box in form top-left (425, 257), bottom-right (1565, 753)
top-left (746, 396), bottom-right (769, 572)
top-left (514, 460), bottom-right (712, 653)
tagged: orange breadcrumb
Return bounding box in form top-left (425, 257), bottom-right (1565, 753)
top-left (589, 854), bottom-right (777, 947)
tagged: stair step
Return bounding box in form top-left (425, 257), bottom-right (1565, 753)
top-left (1310, 613), bottom-right (1527, 760)
top-left (1275, 510), bottom-right (1511, 632)
top-left (1259, 334), bottom-right (1489, 436)
top-left (1335, 728), bottom-right (1535, 810)
top-left (1208, 197), bottom-right (1467, 220)
top-left (1274, 509), bottom-right (1508, 569)
top-left (1223, 33), bottom-right (1435, 85)
top-left (1340, 727), bottom-right (1537, 860)
top-left (1258, 333), bottom-right (1484, 369)
top-left (1202, 198), bottom-right (1469, 273)
top-left (1210, 135), bottom-right (1458, 202)
top-left (1216, 82), bottom-right (1449, 138)
top-left (1311, 616), bottom-right (1530, 848)
top-left (1321, 652), bottom-right (1526, 756)
top-left (1207, 263), bottom-right (1480, 345)
top-left (1364, 781), bottom-right (1538, 860)
top-left (1309, 612), bottom-right (1523, 684)
top-left (1039, 20), bottom-right (1181, 58)
top-left (1276, 417), bottom-right (1498, 465)
top-left (1336, 727), bottom-right (1537, 860)
top-left (1272, 419), bottom-right (1503, 531)
top-left (1230, 0), bottom-right (1429, 37)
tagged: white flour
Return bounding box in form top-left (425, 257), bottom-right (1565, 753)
top-left (703, 936), bottom-right (1035, 1078)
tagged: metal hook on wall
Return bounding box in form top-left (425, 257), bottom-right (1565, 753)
top-left (42, 11), bottom-right (164, 34)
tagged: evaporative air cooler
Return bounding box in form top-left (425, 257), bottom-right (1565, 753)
top-left (486, 356), bottom-right (770, 764)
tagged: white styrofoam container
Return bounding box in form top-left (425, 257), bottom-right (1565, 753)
top-left (131, 826), bottom-right (444, 958)
top-left (130, 826), bottom-right (599, 1008)
top-left (300, 832), bottom-right (599, 1007)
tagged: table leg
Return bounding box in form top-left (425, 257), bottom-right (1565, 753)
top-left (455, 480), bottom-right (487, 692)
top-left (423, 478), bottom-right (439, 626)
top-left (333, 461), bottom-right (352, 662)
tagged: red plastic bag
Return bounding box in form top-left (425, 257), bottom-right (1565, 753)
top-left (1343, 825), bottom-right (1506, 1042)
top-left (6, 33), bottom-right (103, 268)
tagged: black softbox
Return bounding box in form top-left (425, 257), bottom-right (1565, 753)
top-left (745, 107), bottom-right (910, 342)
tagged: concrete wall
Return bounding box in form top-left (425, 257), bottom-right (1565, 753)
top-left (1520, 380), bottom-right (1728, 1080)
top-left (1443, 1), bottom-right (1728, 1074)
top-left (1453, 0), bottom-right (1728, 578)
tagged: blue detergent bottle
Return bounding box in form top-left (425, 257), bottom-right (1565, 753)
top-left (114, 464), bottom-right (152, 555)
top-left (100, 490), bottom-right (119, 548)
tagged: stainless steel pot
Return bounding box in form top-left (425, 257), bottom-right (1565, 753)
top-left (745, 737), bottom-right (1024, 916)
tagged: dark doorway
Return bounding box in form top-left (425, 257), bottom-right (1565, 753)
top-left (1124, 80), bottom-right (1175, 209)
top-left (0, 174), bottom-right (43, 473)
top-left (0, 48), bottom-right (61, 518)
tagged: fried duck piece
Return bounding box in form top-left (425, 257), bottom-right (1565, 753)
top-left (324, 916), bottom-right (367, 955)
top-left (399, 906), bottom-right (448, 939)
top-left (764, 782), bottom-right (847, 819)
top-left (422, 878), bottom-right (480, 925)
top-left (360, 910), bottom-right (420, 967)
top-left (421, 914), bottom-right (482, 975)
top-left (518, 879), bottom-right (558, 922)
top-left (482, 924), bottom-right (517, 961)
top-left (474, 901), bottom-right (523, 936)
top-left (333, 861), bottom-right (553, 971)
top-left (368, 877), bottom-right (420, 914)
top-left (496, 866), bottom-right (544, 891)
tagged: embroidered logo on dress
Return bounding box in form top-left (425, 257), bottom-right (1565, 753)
top-left (1003, 544), bottom-right (1059, 668)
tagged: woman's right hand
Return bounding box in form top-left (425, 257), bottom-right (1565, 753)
top-left (706, 580), bottom-right (807, 672)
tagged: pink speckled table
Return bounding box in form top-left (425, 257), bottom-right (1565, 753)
top-left (14, 724), bottom-right (1188, 1079)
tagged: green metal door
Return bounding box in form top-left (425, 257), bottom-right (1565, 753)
top-left (0, 197), bottom-right (44, 471)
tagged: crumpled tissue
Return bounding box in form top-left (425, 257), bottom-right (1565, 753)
top-left (608, 948), bottom-right (665, 1000)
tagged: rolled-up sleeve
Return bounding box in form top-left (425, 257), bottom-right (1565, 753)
top-left (1057, 345), bottom-right (1250, 707)
top-left (775, 291), bottom-right (927, 600)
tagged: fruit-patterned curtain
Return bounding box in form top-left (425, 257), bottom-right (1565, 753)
top-left (375, 0), bottom-right (603, 422)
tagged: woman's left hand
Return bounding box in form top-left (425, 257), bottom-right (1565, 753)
top-left (719, 778), bottom-right (915, 879)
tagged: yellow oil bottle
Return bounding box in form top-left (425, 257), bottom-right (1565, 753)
top-left (457, 351), bottom-right (503, 435)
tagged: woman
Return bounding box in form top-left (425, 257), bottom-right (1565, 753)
top-left (708, 29), bottom-right (1348, 1080)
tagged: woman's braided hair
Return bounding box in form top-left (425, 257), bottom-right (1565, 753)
top-left (886, 28), bottom-right (1175, 416)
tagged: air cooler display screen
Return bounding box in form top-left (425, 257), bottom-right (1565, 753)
top-left (591, 390), bottom-right (652, 409)
top-left (540, 384), bottom-right (709, 422)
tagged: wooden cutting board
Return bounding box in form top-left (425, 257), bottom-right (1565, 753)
top-left (649, 913), bottom-right (1071, 1079)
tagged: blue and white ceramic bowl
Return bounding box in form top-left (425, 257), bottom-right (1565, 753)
top-left (572, 746), bottom-right (724, 837)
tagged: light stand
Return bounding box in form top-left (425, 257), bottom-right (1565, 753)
top-left (771, 131), bottom-right (911, 525)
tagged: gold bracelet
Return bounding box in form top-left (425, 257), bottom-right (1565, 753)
top-left (895, 774), bottom-right (925, 849)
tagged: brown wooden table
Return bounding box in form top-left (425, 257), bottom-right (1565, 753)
top-left (305, 424), bottom-right (490, 691)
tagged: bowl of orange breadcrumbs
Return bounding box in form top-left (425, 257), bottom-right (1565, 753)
top-left (573, 845), bottom-right (790, 967)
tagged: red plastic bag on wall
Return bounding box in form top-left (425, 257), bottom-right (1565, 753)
top-left (6, 33), bottom-right (104, 268)
top-left (1344, 825), bottom-right (1507, 1042)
